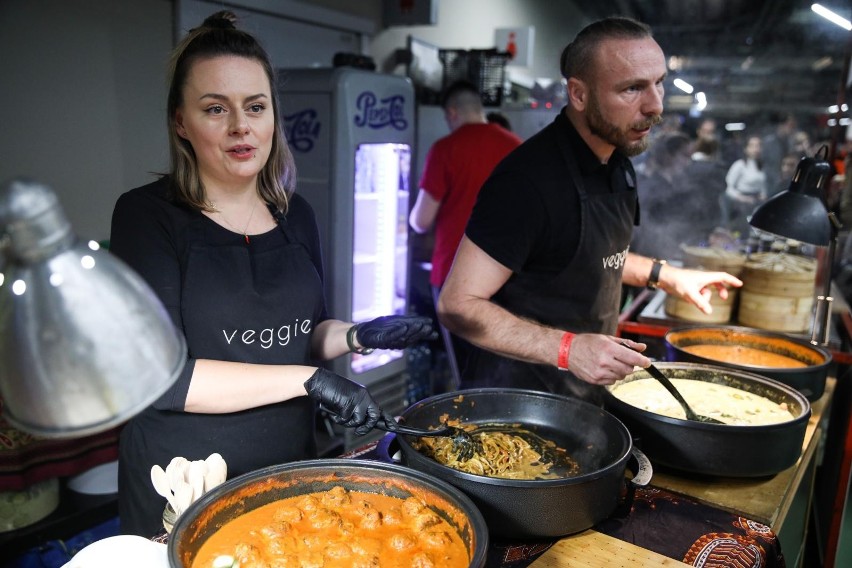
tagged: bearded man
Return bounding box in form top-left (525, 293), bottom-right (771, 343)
top-left (437, 17), bottom-right (742, 402)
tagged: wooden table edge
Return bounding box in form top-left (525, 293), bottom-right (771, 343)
top-left (529, 529), bottom-right (691, 567)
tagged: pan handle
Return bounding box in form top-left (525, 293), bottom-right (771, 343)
top-left (608, 446), bottom-right (654, 520)
top-left (628, 446), bottom-right (653, 487)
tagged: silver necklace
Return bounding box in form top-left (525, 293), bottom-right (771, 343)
top-left (215, 199), bottom-right (259, 244)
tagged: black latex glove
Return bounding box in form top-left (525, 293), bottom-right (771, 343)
top-left (304, 368), bottom-right (397, 435)
top-left (355, 315), bottom-right (438, 350)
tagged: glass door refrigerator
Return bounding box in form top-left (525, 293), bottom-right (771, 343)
top-left (278, 68), bottom-right (415, 449)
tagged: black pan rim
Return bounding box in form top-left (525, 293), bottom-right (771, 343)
top-left (664, 324), bottom-right (832, 371)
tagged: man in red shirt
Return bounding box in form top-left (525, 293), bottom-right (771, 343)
top-left (410, 80), bottom-right (521, 386)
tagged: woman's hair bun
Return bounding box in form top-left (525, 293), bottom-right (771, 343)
top-left (202, 10), bottom-right (238, 30)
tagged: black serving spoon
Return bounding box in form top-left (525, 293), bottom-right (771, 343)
top-left (319, 405), bottom-right (480, 460)
top-left (643, 362), bottom-right (725, 425)
top-left (376, 419), bottom-right (481, 460)
top-left (621, 343), bottom-right (724, 425)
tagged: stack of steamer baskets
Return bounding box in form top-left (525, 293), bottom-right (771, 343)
top-left (669, 245), bottom-right (819, 331)
top-left (664, 245), bottom-right (746, 323)
top-left (736, 251), bottom-right (818, 332)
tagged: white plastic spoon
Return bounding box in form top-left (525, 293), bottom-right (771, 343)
top-left (174, 482), bottom-right (193, 516)
top-left (187, 460), bottom-right (207, 503)
top-left (150, 465), bottom-right (179, 513)
top-left (204, 453), bottom-right (227, 492)
top-left (167, 456), bottom-right (189, 493)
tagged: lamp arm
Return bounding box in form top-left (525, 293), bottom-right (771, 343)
top-left (812, 211), bottom-right (842, 346)
top-left (825, 210), bottom-right (842, 302)
top-left (0, 233), bottom-right (8, 275)
top-left (828, 210), bottom-right (843, 233)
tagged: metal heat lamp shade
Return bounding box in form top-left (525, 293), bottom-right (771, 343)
top-left (748, 147), bottom-right (839, 345)
top-left (748, 150), bottom-right (832, 246)
top-left (0, 179), bottom-right (186, 438)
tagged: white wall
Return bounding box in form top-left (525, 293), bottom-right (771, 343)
top-left (370, 0), bottom-right (588, 87)
top-left (177, 0), bottom-right (373, 68)
top-left (0, 0), bottom-right (173, 241)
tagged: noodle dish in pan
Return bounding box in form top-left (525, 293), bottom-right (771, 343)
top-left (412, 422), bottom-right (581, 480)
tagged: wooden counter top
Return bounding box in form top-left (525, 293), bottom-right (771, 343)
top-left (530, 531), bottom-right (691, 566)
top-left (530, 378), bottom-right (834, 567)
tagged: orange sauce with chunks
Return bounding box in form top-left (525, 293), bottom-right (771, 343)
top-left (683, 344), bottom-right (807, 368)
top-left (192, 485), bottom-right (470, 568)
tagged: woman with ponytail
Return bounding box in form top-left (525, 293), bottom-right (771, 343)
top-left (109, 11), bottom-right (435, 535)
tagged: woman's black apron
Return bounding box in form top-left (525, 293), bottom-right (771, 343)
top-left (119, 211), bottom-right (324, 536)
top-left (462, 138), bottom-right (637, 405)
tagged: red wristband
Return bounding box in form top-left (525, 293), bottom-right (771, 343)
top-left (557, 332), bottom-right (575, 371)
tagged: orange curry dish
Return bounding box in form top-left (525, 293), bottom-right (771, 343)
top-left (682, 344), bottom-right (807, 368)
top-left (191, 485), bottom-right (470, 568)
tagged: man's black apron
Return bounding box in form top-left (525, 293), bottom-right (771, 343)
top-left (463, 138), bottom-right (637, 405)
top-left (119, 211), bottom-right (324, 536)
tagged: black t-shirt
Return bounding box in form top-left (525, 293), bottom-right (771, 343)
top-left (110, 176), bottom-right (328, 409)
top-left (466, 110), bottom-right (635, 277)
top-left (110, 176), bottom-right (329, 536)
top-left (459, 111), bottom-right (638, 401)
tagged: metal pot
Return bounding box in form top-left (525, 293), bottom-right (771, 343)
top-left (395, 388), bottom-right (651, 538)
top-left (167, 459), bottom-right (489, 568)
top-left (664, 325), bottom-right (831, 401)
top-left (604, 362), bottom-right (811, 477)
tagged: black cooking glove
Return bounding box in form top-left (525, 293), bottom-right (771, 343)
top-left (355, 315), bottom-right (438, 350)
top-left (304, 368), bottom-right (397, 435)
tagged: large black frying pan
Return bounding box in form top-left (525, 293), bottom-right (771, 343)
top-left (604, 362), bottom-right (811, 477)
top-left (395, 388), bottom-right (651, 538)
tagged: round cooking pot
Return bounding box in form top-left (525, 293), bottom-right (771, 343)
top-left (604, 362), bottom-right (811, 477)
top-left (664, 325), bottom-right (831, 401)
top-left (167, 459), bottom-right (489, 568)
top-left (396, 388), bottom-right (651, 539)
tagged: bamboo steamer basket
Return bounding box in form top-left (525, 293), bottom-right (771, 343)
top-left (664, 285), bottom-right (737, 323)
top-left (737, 252), bottom-right (817, 332)
top-left (680, 245), bottom-right (746, 277)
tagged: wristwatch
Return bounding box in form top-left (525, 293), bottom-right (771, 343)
top-left (346, 324), bottom-right (374, 355)
top-left (647, 259), bottom-right (667, 290)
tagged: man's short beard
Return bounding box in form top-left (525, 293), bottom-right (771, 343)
top-left (586, 92), bottom-right (660, 157)
top-left (621, 136), bottom-right (651, 158)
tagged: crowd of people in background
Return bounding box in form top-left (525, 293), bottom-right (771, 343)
top-left (629, 110), bottom-right (849, 263)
